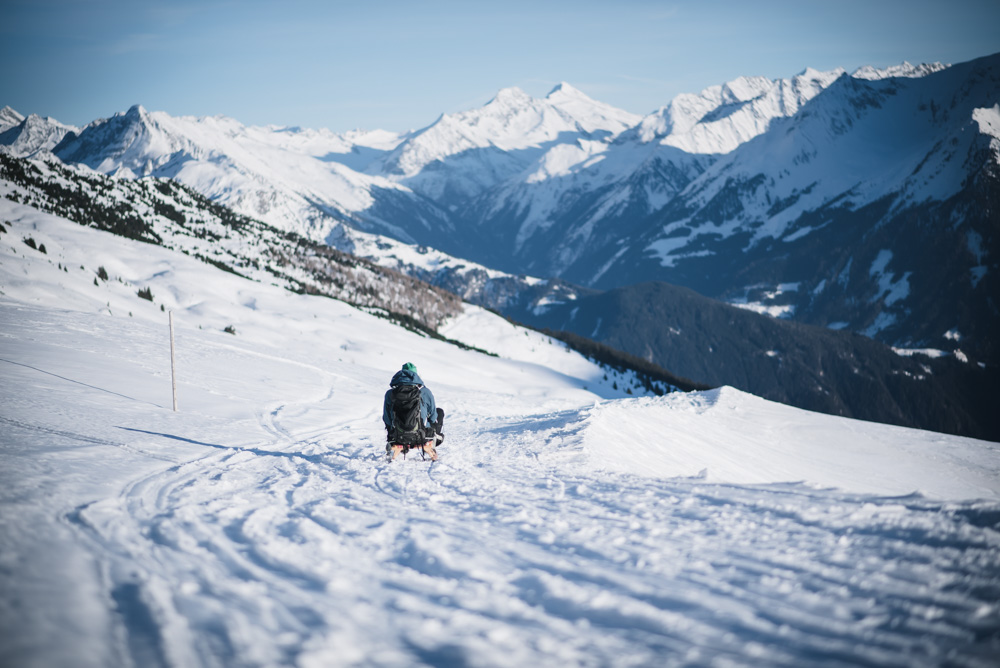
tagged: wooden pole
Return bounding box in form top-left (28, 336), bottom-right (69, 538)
top-left (169, 310), bottom-right (178, 412)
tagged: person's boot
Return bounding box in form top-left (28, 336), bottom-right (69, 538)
top-left (422, 441), bottom-right (438, 461)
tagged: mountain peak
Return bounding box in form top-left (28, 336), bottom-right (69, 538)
top-left (546, 82), bottom-right (589, 100)
top-left (123, 104), bottom-right (149, 119)
top-left (0, 112), bottom-right (78, 157)
top-left (0, 105), bottom-right (26, 132)
top-left (105, 104), bottom-right (151, 127)
top-left (489, 87), bottom-right (532, 106)
top-left (796, 66), bottom-right (832, 79)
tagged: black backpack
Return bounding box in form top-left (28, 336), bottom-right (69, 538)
top-left (388, 385), bottom-right (430, 445)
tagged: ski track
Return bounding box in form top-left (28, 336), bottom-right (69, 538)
top-left (62, 391), bottom-right (1000, 668)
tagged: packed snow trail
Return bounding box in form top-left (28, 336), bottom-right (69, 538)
top-left (2, 302), bottom-right (999, 666)
top-left (28, 318), bottom-right (995, 668)
top-left (2, 208), bottom-right (1000, 666)
top-left (63, 402), bottom-right (1000, 668)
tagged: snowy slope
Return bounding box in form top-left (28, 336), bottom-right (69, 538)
top-left (0, 105), bottom-right (24, 132)
top-left (634, 67), bottom-right (845, 155)
top-left (47, 105), bottom-right (442, 244)
top-left (0, 113), bottom-right (78, 157)
top-left (0, 150), bottom-right (587, 337)
top-left (3, 182), bottom-right (1000, 666)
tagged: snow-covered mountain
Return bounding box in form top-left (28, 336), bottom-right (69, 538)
top-left (363, 83), bottom-right (642, 202)
top-left (579, 53), bottom-right (999, 363)
top-left (4, 148), bottom-right (994, 439)
top-left (3, 54), bottom-right (996, 402)
top-left (633, 67), bottom-right (846, 155)
top-left (0, 105), bottom-right (24, 132)
top-left (428, 62), bottom-right (949, 276)
top-left (5, 60), bottom-right (969, 304)
top-left (44, 104), bottom-right (451, 245)
top-left (0, 112), bottom-right (78, 157)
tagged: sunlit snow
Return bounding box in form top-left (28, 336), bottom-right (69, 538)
top-left (3, 184), bottom-right (1000, 667)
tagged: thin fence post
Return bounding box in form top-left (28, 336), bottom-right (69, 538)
top-left (169, 310), bottom-right (178, 412)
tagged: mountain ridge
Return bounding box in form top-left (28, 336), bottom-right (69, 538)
top-left (577, 53), bottom-right (1000, 362)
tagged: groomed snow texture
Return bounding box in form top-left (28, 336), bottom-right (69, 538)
top-left (2, 200), bottom-right (1000, 667)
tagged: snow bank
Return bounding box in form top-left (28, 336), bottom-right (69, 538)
top-left (579, 388), bottom-right (1000, 500)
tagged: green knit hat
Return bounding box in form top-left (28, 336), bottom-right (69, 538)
top-left (402, 362), bottom-right (417, 372)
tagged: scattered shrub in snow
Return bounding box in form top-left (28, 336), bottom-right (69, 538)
top-left (23, 236), bottom-right (46, 253)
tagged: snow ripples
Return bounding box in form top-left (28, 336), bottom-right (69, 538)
top-left (66, 411), bottom-right (1000, 667)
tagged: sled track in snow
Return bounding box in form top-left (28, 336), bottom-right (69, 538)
top-left (61, 396), bottom-right (1000, 668)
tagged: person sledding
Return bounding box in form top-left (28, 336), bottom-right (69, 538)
top-left (382, 362), bottom-right (445, 462)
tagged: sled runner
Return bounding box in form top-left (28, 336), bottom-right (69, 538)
top-left (386, 440), bottom-right (438, 462)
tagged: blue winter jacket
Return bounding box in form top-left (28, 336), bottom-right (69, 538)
top-left (382, 368), bottom-right (437, 430)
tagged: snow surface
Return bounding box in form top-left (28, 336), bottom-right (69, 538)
top-left (3, 193), bottom-right (1000, 666)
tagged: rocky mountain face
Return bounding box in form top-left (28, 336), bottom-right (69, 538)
top-left (561, 56), bottom-right (1000, 366)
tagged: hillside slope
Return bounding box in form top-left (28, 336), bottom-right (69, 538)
top-left (528, 281), bottom-right (1000, 440)
top-left (2, 206), bottom-right (999, 667)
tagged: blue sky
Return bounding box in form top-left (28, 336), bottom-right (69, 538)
top-left (3, 0), bottom-right (998, 132)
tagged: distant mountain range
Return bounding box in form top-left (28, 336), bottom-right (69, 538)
top-left (3, 53), bottom-right (998, 438)
top-left (3, 150), bottom-right (995, 438)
